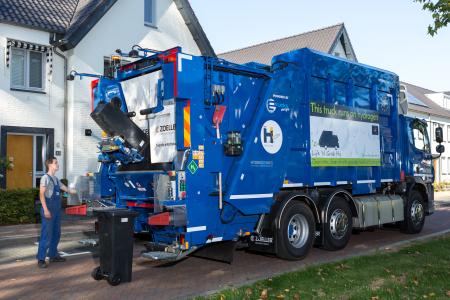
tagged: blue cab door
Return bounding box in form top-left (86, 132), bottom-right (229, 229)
top-left (407, 118), bottom-right (433, 182)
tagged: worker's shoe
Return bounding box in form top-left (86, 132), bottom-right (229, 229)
top-left (37, 260), bottom-right (47, 268)
top-left (49, 256), bottom-right (66, 262)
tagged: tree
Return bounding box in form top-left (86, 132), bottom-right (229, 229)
top-left (415, 0), bottom-right (450, 36)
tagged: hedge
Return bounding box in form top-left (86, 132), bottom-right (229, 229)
top-left (0, 188), bottom-right (39, 225)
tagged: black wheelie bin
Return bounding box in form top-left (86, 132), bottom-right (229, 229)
top-left (91, 208), bottom-right (139, 286)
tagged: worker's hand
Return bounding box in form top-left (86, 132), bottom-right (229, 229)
top-left (69, 188), bottom-right (77, 194)
top-left (44, 209), bottom-right (52, 219)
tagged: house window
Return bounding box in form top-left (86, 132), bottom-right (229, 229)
top-left (10, 47), bottom-right (45, 91)
top-left (447, 125), bottom-right (450, 142)
top-left (447, 157), bottom-right (450, 174)
top-left (433, 123), bottom-right (439, 141)
top-left (442, 157), bottom-right (447, 175)
top-left (144, 0), bottom-right (156, 27)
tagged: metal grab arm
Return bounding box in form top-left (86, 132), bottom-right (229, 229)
top-left (67, 70), bottom-right (104, 81)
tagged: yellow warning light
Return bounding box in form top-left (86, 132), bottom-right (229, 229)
top-left (245, 232), bottom-right (251, 236)
top-left (283, 179), bottom-right (289, 184)
top-left (185, 242), bottom-right (189, 249)
top-left (101, 131), bottom-right (107, 138)
top-left (111, 55), bottom-right (121, 61)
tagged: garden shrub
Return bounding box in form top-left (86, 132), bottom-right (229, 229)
top-left (0, 188), bottom-right (39, 225)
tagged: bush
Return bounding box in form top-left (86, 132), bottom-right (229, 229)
top-left (0, 188), bottom-right (39, 225)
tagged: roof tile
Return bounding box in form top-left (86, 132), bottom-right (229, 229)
top-left (219, 23), bottom-right (344, 65)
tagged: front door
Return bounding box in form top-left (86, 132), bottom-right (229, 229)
top-left (6, 135), bottom-right (33, 189)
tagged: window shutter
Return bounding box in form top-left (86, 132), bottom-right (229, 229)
top-left (144, 0), bottom-right (154, 25)
top-left (29, 51), bottom-right (43, 88)
top-left (11, 48), bottom-right (25, 87)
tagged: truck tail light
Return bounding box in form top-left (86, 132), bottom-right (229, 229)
top-left (179, 234), bottom-right (185, 245)
top-left (400, 170), bottom-right (405, 182)
top-left (91, 79), bottom-right (99, 112)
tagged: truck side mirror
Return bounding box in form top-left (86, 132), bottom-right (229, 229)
top-left (436, 144), bottom-right (445, 154)
top-left (435, 127), bottom-right (443, 144)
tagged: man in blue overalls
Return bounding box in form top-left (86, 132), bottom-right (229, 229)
top-left (37, 156), bottom-right (75, 268)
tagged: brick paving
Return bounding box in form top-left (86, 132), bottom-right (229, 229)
top-left (1, 204), bottom-right (450, 300)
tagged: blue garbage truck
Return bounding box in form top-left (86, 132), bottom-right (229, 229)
top-left (69, 45), bottom-right (444, 261)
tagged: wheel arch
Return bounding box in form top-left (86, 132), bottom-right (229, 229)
top-left (408, 179), bottom-right (429, 203)
top-left (275, 192), bottom-right (320, 229)
top-left (321, 189), bottom-right (358, 223)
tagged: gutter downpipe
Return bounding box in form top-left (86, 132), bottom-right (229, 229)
top-left (52, 46), bottom-right (68, 179)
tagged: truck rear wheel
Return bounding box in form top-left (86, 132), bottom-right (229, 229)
top-left (401, 191), bottom-right (425, 234)
top-left (323, 197), bottom-right (352, 250)
top-left (276, 201), bottom-right (315, 260)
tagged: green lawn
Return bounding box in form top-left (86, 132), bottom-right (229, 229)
top-left (195, 236), bottom-right (450, 300)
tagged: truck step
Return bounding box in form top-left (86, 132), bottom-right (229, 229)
top-left (141, 247), bottom-right (197, 261)
top-left (141, 251), bottom-right (179, 261)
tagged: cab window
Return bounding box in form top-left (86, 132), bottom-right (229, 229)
top-left (411, 121), bottom-right (430, 152)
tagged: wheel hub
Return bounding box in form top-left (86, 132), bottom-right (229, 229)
top-left (287, 214), bottom-right (309, 248)
top-left (329, 209), bottom-right (349, 240)
top-left (411, 200), bottom-right (424, 225)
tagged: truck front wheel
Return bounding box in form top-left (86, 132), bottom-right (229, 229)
top-left (323, 197), bottom-right (352, 250)
top-left (401, 191), bottom-right (425, 234)
top-left (276, 201), bottom-right (315, 260)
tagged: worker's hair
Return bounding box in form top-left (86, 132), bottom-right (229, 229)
top-left (45, 156), bottom-right (57, 171)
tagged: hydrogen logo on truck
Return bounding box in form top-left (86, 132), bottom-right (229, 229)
top-left (261, 120), bottom-right (283, 154)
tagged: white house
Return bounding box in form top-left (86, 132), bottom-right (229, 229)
top-left (0, 0), bottom-right (215, 189)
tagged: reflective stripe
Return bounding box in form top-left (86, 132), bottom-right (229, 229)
top-left (230, 193), bottom-right (273, 200)
top-left (357, 180), bottom-right (376, 184)
top-left (282, 183), bottom-right (303, 188)
top-left (206, 237), bottom-right (223, 243)
top-left (336, 181), bottom-right (348, 185)
top-left (178, 53), bottom-right (192, 72)
top-left (186, 226), bottom-right (206, 232)
top-left (381, 179), bottom-right (393, 183)
top-left (314, 182), bottom-right (331, 186)
top-left (183, 101), bottom-right (191, 148)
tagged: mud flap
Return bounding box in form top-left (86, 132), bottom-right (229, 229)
top-left (190, 241), bottom-right (237, 264)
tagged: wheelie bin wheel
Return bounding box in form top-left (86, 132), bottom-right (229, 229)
top-left (107, 275), bottom-right (121, 286)
top-left (91, 266), bottom-right (103, 281)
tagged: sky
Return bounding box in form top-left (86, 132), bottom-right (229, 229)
top-left (189, 0), bottom-right (450, 92)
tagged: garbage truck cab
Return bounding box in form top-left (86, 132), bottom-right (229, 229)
top-left (69, 45), bottom-right (444, 262)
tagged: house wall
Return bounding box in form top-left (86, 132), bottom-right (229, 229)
top-left (65, 0), bottom-right (202, 181)
top-left (426, 93), bottom-right (450, 110)
top-left (408, 109), bottom-right (450, 183)
top-left (0, 23), bottom-right (65, 180)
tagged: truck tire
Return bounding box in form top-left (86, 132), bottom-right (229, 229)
top-left (400, 190), bottom-right (425, 234)
top-left (323, 197), bottom-right (352, 250)
top-left (276, 201), bottom-right (315, 260)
